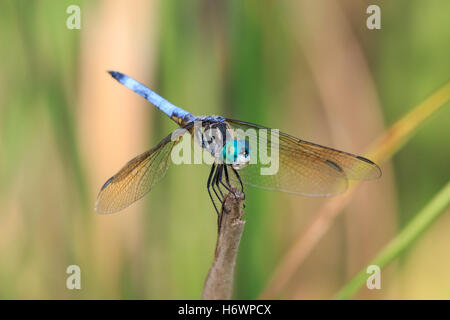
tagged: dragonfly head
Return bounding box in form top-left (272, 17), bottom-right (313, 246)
top-left (222, 139), bottom-right (251, 169)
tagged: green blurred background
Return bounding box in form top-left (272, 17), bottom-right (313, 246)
top-left (0, 0), bottom-right (449, 299)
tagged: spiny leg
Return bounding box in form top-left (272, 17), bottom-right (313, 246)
top-left (231, 167), bottom-right (244, 193)
top-left (207, 163), bottom-right (220, 215)
top-left (217, 165), bottom-right (238, 211)
top-left (213, 164), bottom-right (226, 230)
top-left (223, 165), bottom-right (231, 187)
top-left (220, 165), bottom-right (236, 196)
top-left (217, 164), bottom-right (232, 193)
top-left (231, 167), bottom-right (245, 208)
top-left (211, 163), bottom-right (223, 204)
top-left (214, 164), bottom-right (225, 200)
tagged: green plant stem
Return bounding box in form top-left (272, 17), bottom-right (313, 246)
top-left (335, 180), bottom-right (450, 299)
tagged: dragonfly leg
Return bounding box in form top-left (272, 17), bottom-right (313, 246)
top-left (231, 167), bottom-right (244, 193)
top-left (231, 167), bottom-right (245, 208)
top-left (223, 165), bottom-right (231, 186)
top-left (212, 164), bottom-right (227, 229)
top-left (211, 164), bottom-right (224, 204)
top-left (207, 163), bottom-right (220, 216)
top-left (214, 164), bottom-right (225, 200)
top-left (221, 165), bottom-right (237, 197)
top-left (216, 165), bottom-right (233, 214)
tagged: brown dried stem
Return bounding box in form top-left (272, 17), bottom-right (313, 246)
top-left (202, 189), bottom-right (245, 300)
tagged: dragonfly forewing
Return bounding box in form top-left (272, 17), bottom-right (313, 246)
top-left (225, 118), bottom-right (380, 196)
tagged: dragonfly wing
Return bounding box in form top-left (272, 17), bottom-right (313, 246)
top-left (226, 118), bottom-right (381, 196)
top-left (95, 128), bottom-right (188, 214)
top-left (229, 148), bottom-right (349, 196)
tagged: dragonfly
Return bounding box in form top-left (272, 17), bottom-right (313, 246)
top-left (95, 71), bottom-right (381, 215)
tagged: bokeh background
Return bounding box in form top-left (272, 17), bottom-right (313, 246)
top-left (0, 0), bottom-right (449, 299)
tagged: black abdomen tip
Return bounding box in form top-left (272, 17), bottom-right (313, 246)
top-left (107, 70), bottom-right (124, 81)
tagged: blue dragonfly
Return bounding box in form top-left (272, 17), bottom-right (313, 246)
top-left (95, 71), bottom-right (381, 215)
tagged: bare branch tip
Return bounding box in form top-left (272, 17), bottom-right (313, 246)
top-left (202, 188), bottom-right (246, 300)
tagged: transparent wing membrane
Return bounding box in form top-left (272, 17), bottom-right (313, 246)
top-left (95, 134), bottom-right (178, 214)
top-left (226, 118), bottom-right (381, 196)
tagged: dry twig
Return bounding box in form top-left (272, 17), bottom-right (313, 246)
top-left (202, 189), bottom-right (245, 300)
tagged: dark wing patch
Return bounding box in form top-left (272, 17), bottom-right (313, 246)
top-left (325, 159), bottom-right (344, 173)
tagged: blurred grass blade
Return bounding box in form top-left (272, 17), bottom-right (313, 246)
top-left (336, 180), bottom-right (450, 299)
top-left (261, 82), bottom-right (450, 298)
top-left (369, 82), bottom-right (450, 162)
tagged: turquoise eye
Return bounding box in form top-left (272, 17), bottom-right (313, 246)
top-left (222, 140), bottom-right (238, 163)
top-left (222, 139), bottom-right (250, 164)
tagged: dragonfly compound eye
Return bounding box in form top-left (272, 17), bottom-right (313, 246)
top-left (223, 140), bottom-right (237, 164)
top-left (222, 140), bottom-right (251, 169)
